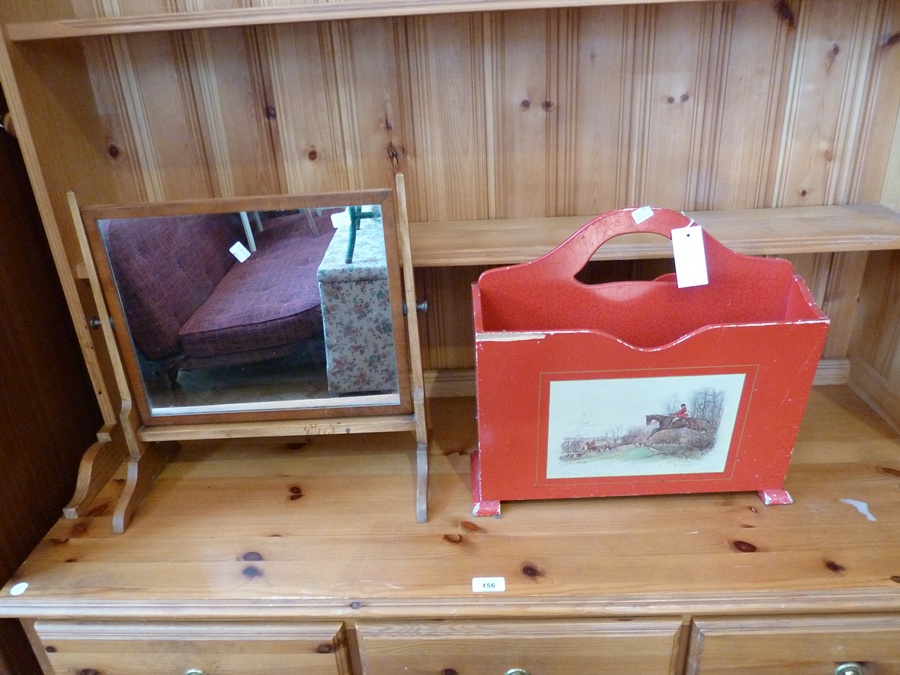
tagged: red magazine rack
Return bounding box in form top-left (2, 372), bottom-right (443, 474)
top-left (471, 207), bottom-right (829, 516)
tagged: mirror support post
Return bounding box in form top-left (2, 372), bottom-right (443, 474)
top-left (395, 174), bottom-right (430, 523)
top-left (68, 192), bottom-right (169, 532)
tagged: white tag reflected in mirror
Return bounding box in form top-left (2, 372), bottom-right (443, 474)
top-left (229, 241), bottom-right (251, 263)
top-left (330, 208), bottom-right (351, 228)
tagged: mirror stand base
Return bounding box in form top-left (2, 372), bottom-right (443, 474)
top-left (63, 423), bottom-right (127, 520)
top-left (112, 441), bottom-right (173, 534)
top-left (416, 440), bottom-right (429, 523)
top-left (62, 422), bottom-right (173, 534)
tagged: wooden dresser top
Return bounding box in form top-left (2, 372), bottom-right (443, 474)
top-left (2, 386), bottom-right (899, 621)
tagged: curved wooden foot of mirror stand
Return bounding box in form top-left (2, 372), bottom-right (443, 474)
top-left (61, 407), bottom-right (172, 533)
top-left (111, 401), bottom-right (173, 534)
top-left (62, 423), bottom-right (127, 519)
top-left (112, 442), bottom-right (171, 534)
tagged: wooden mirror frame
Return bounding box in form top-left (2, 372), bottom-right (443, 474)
top-left (68, 176), bottom-right (428, 532)
top-left (82, 189), bottom-right (411, 426)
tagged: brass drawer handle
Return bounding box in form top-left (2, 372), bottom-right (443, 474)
top-left (505, 669), bottom-right (531, 675)
top-left (835, 664), bottom-right (864, 675)
top-left (184, 670), bottom-right (208, 675)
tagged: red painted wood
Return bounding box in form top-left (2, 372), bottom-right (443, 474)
top-left (473, 207), bottom-right (829, 510)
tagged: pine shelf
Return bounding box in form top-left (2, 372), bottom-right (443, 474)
top-left (409, 203), bottom-right (900, 267)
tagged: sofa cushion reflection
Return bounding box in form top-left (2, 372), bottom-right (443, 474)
top-left (101, 210), bottom-right (335, 385)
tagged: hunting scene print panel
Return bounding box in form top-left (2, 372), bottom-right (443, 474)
top-left (542, 370), bottom-right (750, 482)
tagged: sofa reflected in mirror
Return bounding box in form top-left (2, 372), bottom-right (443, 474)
top-left (81, 190), bottom-right (411, 426)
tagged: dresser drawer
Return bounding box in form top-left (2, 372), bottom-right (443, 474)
top-left (357, 618), bottom-right (684, 674)
top-left (687, 615), bottom-right (900, 674)
top-left (34, 620), bottom-right (351, 674)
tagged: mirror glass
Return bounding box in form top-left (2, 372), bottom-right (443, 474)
top-left (83, 190), bottom-right (411, 426)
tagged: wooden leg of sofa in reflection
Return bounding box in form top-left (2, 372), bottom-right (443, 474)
top-left (63, 423), bottom-right (127, 519)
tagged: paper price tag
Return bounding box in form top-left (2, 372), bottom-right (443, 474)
top-left (631, 205), bottom-right (654, 224)
top-left (472, 577), bottom-right (506, 593)
top-left (671, 225), bottom-right (709, 288)
top-left (330, 208), bottom-right (351, 228)
top-left (229, 241), bottom-right (251, 263)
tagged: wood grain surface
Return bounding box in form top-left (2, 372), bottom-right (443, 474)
top-left (1, 386), bottom-right (898, 622)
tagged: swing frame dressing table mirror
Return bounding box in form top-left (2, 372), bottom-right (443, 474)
top-left (69, 177), bottom-right (428, 532)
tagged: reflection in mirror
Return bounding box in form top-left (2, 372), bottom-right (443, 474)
top-left (84, 192), bottom-right (409, 425)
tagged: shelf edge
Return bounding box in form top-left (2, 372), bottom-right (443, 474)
top-left (5, 0), bottom-right (721, 41)
top-left (410, 204), bottom-right (900, 267)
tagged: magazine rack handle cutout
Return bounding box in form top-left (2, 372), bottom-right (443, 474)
top-left (542, 207), bottom-right (697, 278)
top-left (475, 207), bottom-right (802, 350)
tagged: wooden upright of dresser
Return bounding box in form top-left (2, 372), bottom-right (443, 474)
top-left (0, 0), bottom-right (899, 673)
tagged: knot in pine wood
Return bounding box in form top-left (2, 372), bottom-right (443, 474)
top-left (242, 565), bottom-right (263, 579)
top-left (730, 540), bottom-right (758, 553)
top-left (521, 563), bottom-right (544, 579)
top-left (824, 560), bottom-right (846, 573)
